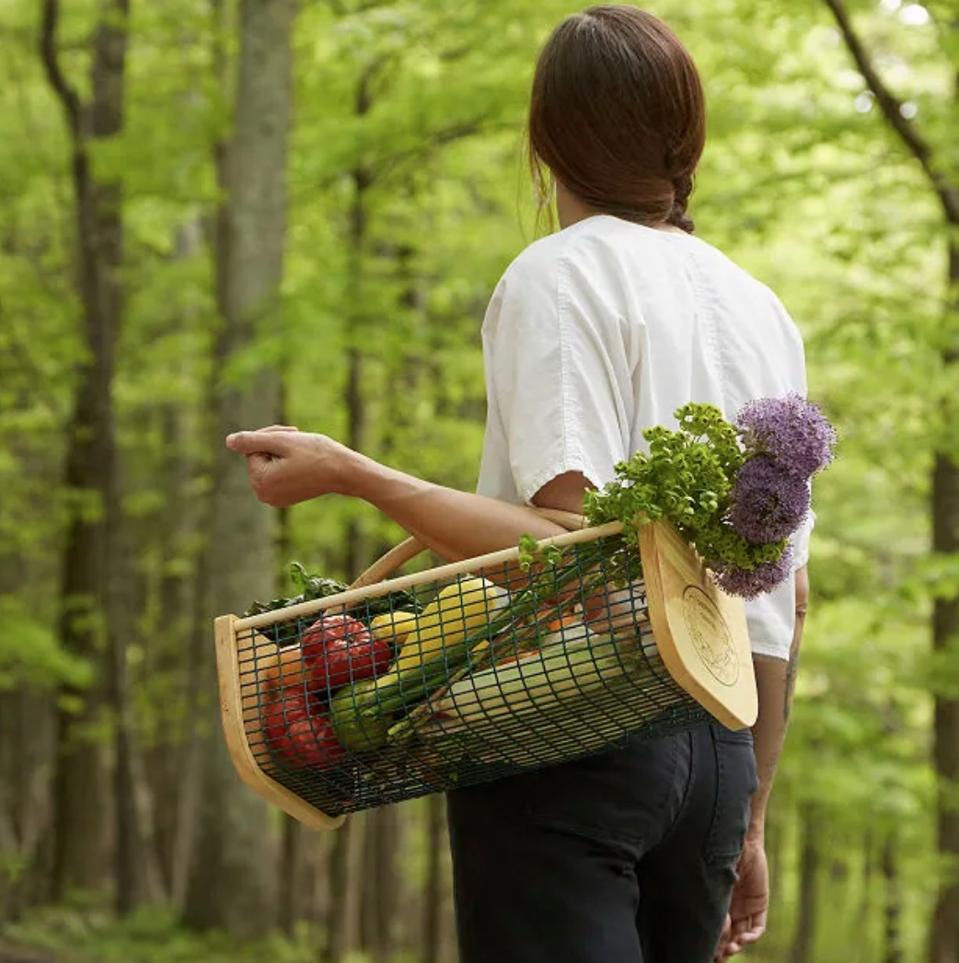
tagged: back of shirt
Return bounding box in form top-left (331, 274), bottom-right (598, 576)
top-left (476, 214), bottom-right (811, 661)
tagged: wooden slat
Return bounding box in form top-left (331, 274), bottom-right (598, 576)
top-left (214, 615), bottom-right (345, 831)
top-left (639, 521), bottom-right (758, 730)
top-left (235, 520), bottom-right (622, 632)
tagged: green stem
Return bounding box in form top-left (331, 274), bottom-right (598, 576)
top-left (383, 542), bottom-right (634, 742)
top-left (363, 541), bottom-right (615, 718)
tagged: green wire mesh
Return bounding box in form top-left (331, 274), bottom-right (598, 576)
top-left (236, 532), bottom-right (708, 817)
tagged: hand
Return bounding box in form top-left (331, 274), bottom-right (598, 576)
top-left (225, 426), bottom-right (363, 507)
top-left (714, 832), bottom-right (768, 960)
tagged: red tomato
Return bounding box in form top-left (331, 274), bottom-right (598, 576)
top-left (262, 685), bottom-right (346, 770)
top-left (302, 614), bottom-right (392, 694)
top-left (301, 613), bottom-right (369, 654)
top-left (262, 689), bottom-right (309, 765)
top-left (286, 715), bottom-right (346, 769)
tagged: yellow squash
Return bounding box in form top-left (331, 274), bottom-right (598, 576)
top-left (391, 577), bottom-right (509, 675)
top-left (369, 609), bottom-right (419, 647)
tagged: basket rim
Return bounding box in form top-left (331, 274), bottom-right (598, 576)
top-left (232, 519), bottom-right (626, 631)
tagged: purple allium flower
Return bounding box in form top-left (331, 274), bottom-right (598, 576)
top-left (730, 456), bottom-right (810, 544)
top-left (715, 545), bottom-right (794, 599)
top-left (737, 393), bottom-right (837, 479)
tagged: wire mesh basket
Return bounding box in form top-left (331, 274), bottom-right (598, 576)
top-left (214, 513), bottom-right (757, 830)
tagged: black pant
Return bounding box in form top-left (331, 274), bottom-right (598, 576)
top-left (446, 722), bottom-right (758, 963)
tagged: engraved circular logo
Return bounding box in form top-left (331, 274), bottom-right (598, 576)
top-left (681, 586), bottom-right (739, 686)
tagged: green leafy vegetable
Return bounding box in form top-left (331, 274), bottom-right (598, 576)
top-left (243, 561), bottom-right (422, 626)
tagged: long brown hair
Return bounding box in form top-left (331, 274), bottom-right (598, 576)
top-left (529, 6), bottom-right (705, 233)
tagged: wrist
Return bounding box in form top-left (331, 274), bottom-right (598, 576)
top-left (746, 812), bottom-right (766, 843)
top-left (340, 448), bottom-right (382, 501)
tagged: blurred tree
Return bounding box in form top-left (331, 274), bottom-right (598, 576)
top-left (884, 831), bottom-right (905, 963)
top-left (182, 0), bottom-right (296, 933)
top-left (38, 0), bottom-right (142, 909)
top-left (790, 803), bottom-right (821, 963)
top-left (820, 3), bottom-right (959, 960)
top-left (423, 793), bottom-right (449, 963)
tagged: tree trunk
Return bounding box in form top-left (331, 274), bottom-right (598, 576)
top-left (881, 833), bottom-right (903, 963)
top-left (930, 237), bottom-right (959, 963)
top-left (0, 689), bottom-right (54, 919)
top-left (359, 807), bottom-right (399, 963)
top-left (39, 0), bottom-right (130, 902)
top-left (325, 816), bottom-right (365, 962)
top-left (108, 483), bottom-right (148, 913)
top-left (343, 172), bottom-right (371, 579)
top-left (789, 806), bottom-right (819, 963)
top-left (859, 827), bottom-right (874, 928)
top-left (423, 794), bottom-right (446, 963)
top-left (169, 531), bottom-right (208, 913)
top-left (276, 815), bottom-right (302, 936)
top-left (0, 488), bottom-right (57, 918)
top-left (141, 223), bottom-right (205, 903)
top-left (343, 64), bottom-right (375, 580)
top-left (324, 821), bottom-right (350, 961)
top-left (182, 0), bottom-right (296, 933)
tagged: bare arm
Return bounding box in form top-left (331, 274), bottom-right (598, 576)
top-left (716, 565), bottom-right (808, 960)
top-left (749, 564), bottom-right (809, 835)
top-left (224, 427), bottom-right (590, 561)
top-left (349, 456), bottom-right (592, 560)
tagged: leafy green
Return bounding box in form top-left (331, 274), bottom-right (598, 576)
top-left (241, 563), bottom-right (350, 619)
top-left (243, 561), bottom-right (423, 628)
top-left (584, 402), bottom-right (785, 572)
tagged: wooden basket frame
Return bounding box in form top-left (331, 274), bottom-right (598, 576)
top-left (214, 516), bottom-right (757, 830)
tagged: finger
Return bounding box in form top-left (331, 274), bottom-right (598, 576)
top-left (255, 424), bottom-right (299, 433)
top-left (246, 453), bottom-right (274, 475)
top-left (244, 454), bottom-right (283, 505)
top-left (226, 430), bottom-right (292, 456)
top-left (731, 919), bottom-right (764, 945)
top-left (734, 910), bottom-right (766, 933)
top-left (739, 925), bottom-right (766, 945)
top-left (713, 914), bottom-right (732, 961)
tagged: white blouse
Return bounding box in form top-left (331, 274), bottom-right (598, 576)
top-left (476, 214), bottom-right (812, 661)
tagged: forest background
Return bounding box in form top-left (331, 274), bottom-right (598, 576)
top-left (0, 0), bottom-right (957, 961)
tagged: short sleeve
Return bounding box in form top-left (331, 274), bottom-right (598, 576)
top-left (792, 505), bottom-right (815, 570)
top-left (481, 252), bottom-right (634, 504)
top-left (741, 294), bottom-right (813, 659)
top-left (744, 578), bottom-right (796, 660)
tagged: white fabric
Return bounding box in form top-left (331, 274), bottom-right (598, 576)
top-left (476, 214), bottom-right (812, 661)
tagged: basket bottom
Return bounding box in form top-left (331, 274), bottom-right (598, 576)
top-left (254, 644), bottom-right (711, 818)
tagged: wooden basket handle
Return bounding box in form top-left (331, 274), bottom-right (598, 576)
top-left (349, 508), bottom-right (586, 590)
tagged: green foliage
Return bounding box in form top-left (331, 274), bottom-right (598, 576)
top-left (2, 905), bottom-right (322, 963)
top-left (0, 0), bottom-right (955, 958)
top-left (0, 596), bottom-right (92, 692)
top-left (584, 402), bottom-right (786, 573)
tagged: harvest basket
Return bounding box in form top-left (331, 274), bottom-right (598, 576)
top-left (214, 514), bottom-right (757, 830)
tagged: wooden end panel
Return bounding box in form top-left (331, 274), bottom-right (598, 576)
top-left (213, 614), bottom-right (346, 831)
top-left (638, 522), bottom-right (758, 730)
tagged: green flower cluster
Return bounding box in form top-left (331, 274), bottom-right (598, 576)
top-left (583, 402), bottom-right (787, 573)
top-left (517, 533), bottom-right (563, 571)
